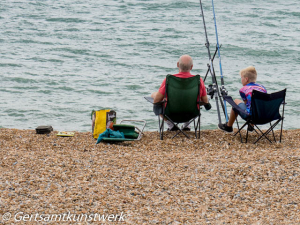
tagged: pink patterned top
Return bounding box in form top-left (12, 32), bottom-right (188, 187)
top-left (239, 82), bottom-right (267, 114)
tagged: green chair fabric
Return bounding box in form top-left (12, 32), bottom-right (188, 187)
top-left (113, 124), bottom-right (139, 139)
top-left (158, 74), bottom-right (202, 140)
top-left (165, 75), bottom-right (200, 123)
top-left (102, 124), bottom-right (139, 142)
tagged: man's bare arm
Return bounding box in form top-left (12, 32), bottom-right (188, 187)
top-left (152, 92), bottom-right (164, 103)
top-left (201, 95), bottom-right (209, 104)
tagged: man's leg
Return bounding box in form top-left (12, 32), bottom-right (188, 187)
top-left (181, 121), bottom-right (191, 131)
top-left (151, 93), bottom-right (178, 131)
top-left (160, 115), bottom-right (178, 131)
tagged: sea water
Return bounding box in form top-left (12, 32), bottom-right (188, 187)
top-left (1, 0), bottom-right (299, 131)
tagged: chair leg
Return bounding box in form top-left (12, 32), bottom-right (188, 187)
top-left (158, 115), bottom-right (164, 140)
top-left (164, 115), bottom-right (190, 139)
top-left (280, 103), bottom-right (285, 143)
top-left (253, 125), bottom-right (273, 144)
top-left (234, 119), bottom-right (240, 137)
top-left (194, 120), bottom-right (197, 138)
top-left (234, 119), bottom-right (243, 143)
top-left (256, 120), bottom-right (281, 144)
top-left (158, 115), bottom-right (161, 140)
top-left (194, 116), bottom-right (200, 139)
top-left (270, 122), bottom-right (276, 142)
top-left (198, 115), bottom-right (201, 139)
top-left (245, 125), bottom-right (249, 143)
top-left (234, 119), bottom-right (249, 143)
top-left (172, 122), bottom-right (189, 139)
top-left (280, 118), bottom-right (284, 143)
top-left (160, 115), bottom-right (201, 140)
top-left (172, 120), bottom-right (191, 139)
top-left (161, 118), bottom-right (164, 140)
top-left (172, 129), bottom-right (190, 139)
top-left (253, 127), bottom-right (259, 135)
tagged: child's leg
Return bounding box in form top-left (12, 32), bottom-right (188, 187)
top-left (227, 108), bottom-right (237, 127)
top-left (219, 99), bottom-right (245, 133)
top-left (227, 99), bottom-right (244, 127)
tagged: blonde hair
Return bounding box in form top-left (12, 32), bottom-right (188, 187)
top-left (240, 66), bottom-right (257, 82)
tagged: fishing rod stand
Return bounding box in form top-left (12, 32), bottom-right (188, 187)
top-left (205, 63), bottom-right (228, 100)
top-left (199, 0), bottom-right (227, 124)
top-left (203, 45), bottom-right (221, 83)
top-left (205, 61), bottom-right (227, 125)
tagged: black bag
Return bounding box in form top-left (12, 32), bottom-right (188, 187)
top-left (36, 126), bottom-right (53, 134)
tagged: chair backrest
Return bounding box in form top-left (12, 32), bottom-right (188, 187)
top-left (164, 75), bottom-right (200, 123)
top-left (251, 89), bottom-right (286, 125)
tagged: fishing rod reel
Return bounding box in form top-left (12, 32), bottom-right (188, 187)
top-left (205, 63), bottom-right (217, 99)
top-left (206, 84), bottom-right (215, 99)
top-left (220, 85), bottom-right (228, 97)
top-left (207, 83), bottom-right (228, 100)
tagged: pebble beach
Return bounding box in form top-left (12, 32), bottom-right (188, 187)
top-left (1, 128), bottom-right (300, 224)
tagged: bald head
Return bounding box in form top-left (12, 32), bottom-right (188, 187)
top-left (177, 55), bottom-right (193, 72)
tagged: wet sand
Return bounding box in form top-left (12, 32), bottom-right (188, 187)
top-left (0, 128), bottom-right (299, 224)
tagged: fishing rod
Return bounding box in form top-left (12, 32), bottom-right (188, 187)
top-left (199, 0), bottom-right (222, 124)
top-left (211, 0), bottom-right (229, 122)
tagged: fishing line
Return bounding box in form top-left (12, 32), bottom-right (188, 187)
top-left (211, 0), bottom-right (229, 122)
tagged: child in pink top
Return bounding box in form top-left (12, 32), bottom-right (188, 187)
top-left (218, 66), bottom-right (267, 133)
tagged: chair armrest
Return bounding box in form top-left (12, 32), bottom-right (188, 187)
top-left (144, 96), bottom-right (165, 116)
top-left (223, 96), bottom-right (250, 117)
top-left (144, 96), bottom-right (166, 105)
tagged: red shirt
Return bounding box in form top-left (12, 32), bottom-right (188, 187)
top-left (158, 72), bottom-right (207, 97)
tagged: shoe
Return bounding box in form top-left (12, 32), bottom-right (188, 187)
top-left (218, 123), bottom-right (233, 133)
top-left (181, 124), bottom-right (191, 131)
top-left (182, 127), bottom-right (191, 131)
top-left (248, 125), bottom-right (254, 132)
top-left (167, 126), bottom-right (179, 131)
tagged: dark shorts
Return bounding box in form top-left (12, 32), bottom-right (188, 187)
top-left (153, 104), bottom-right (163, 116)
top-left (236, 103), bottom-right (249, 120)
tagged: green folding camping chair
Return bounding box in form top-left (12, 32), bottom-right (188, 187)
top-left (146, 74), bottom-right (206, 140)
top-left (101, 120), bottom-right (146, 142)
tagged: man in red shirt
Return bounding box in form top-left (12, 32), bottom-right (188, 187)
top-left (151, 55), bottom-right (210, 131)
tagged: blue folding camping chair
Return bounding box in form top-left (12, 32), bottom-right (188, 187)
top-left (224, 89), bottom-right (286, 144)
